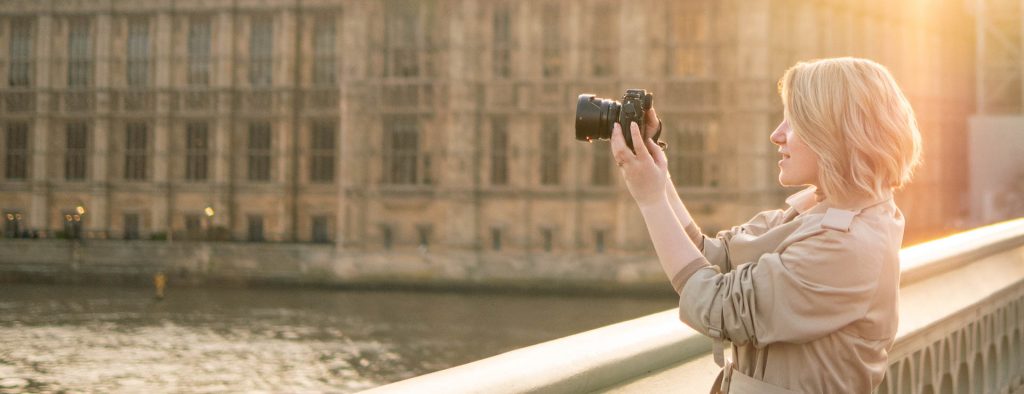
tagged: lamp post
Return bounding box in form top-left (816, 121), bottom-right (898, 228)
top-left (70, 205), bottom-right (85, 239)
top-left (204, 206), bottom-right (215, 241)
top-left (5, 212), bottom-right (22, 238)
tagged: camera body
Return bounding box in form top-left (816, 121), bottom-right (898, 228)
top-left (575, 89), bottom-right (657, 152)
top-left (617, 89), bottom-right (654, 142)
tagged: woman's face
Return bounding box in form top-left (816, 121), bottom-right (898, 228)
top-left (770, 119), bottom-right (820, 188)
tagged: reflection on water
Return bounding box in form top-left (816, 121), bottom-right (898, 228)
top-left (0, 283), bottom-right (674, 393)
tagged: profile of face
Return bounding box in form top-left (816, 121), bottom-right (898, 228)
top-left (770, 119), bottom-right (820, 188)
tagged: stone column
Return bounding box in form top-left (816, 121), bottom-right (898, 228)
top-left (339, 78), bottom-right (352, 249)
top-left (30, 14), bottom-right (53, 232)
top-left (213, 11), bottom-right (235, 231)
top-left (153, 12), bottom-right (173, 236)
top-left (334, 6), bottom-right (360, 251)
top-left (442, 112), bottom-right (480, 250)
top-left (738, 1), bottom-right (777, 211)
top-left (338, 81), bottom-right (372, 249)
top-left (279, 9), bottom-right (299, 241)
top-left (88, 13), bottom-right (112, 237)
top-left (441, 2), bottom-right (480, 253)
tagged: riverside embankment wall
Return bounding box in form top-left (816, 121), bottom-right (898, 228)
top-left (0, 239), bottom-right (673, 294)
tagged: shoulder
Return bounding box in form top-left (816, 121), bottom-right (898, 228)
top-left (776, 226), bottom-right (882, 287)
top-left (827, 200), bottom-right (905, 254)
top-left (784, 220), bottom-right (867, 259)
top-left (821, 208), bottom-right (857, 232)
top-left (779, 204), bottom-right (902, 280)
top-left (792, 200), bottom-right (903, 249)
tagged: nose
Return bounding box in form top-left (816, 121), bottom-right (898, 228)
top-left (770, 121), bottom-right (787, 146)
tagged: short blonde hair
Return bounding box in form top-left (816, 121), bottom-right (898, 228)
top-left (778, 57), bottom-right (922, 203)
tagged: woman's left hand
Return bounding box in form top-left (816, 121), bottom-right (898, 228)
top-left (611, 121), bottom-right (669, 208)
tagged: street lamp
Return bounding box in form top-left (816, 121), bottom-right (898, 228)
top-left (204, 205), bottom-right (215, 240)
top-left (67, 205), bottom-right (85, 239)
top-left (5, 212), bottom-right (22, 238)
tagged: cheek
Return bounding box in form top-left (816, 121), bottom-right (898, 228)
top-left (788, 137), bottom-right (819, 178)
top-left (793, 148), bottom-right (819, 178)
top-left (798, 154), bottom-right (819, 175)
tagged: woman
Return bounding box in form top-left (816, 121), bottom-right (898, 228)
top-left (610, 57), bottom-right (921, 393)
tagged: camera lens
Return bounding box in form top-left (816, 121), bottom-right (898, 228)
top-left (575, 94), bottom-right (620, 142)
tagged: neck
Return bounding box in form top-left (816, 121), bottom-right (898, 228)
top-left (821, 189), bottom-right (894, 211)
top-left (812, 187), bottom-right (826, 203)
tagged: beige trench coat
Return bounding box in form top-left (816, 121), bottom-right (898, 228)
top-left (670, 186), bottom-right (904, 393)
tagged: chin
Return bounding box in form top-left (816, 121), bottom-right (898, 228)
top-left (778, 177), bottom-right (806, 188)
top-left (778, 174), bottom-right (793, 187)
top-left (778, 171), bottom-right (810, 188)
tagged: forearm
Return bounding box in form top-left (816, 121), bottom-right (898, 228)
top-left (639, 198), bottom-right (710, 293)
top-left (665, 179), bottom-right (704, 249)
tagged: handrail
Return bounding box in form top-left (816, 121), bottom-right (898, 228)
top-left (362, 218), bottom-right (1024, 393)
top-left (362, 310), bottom-right (710, 394)
top-left (897, 219), bottom-right (1024, 285)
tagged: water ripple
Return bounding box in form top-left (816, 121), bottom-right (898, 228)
top-left (0, 283), bottom-right (673, 392)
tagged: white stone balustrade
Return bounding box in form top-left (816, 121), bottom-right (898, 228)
top-left (365, 218), bottom-right (1024, 394)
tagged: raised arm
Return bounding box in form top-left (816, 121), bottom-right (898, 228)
top-left (646, 107), bottom-right (704, 251)
top-left (665, 177), bottom-right (704, 249)
top-left (665, 173), bottom-right (790, 273)
top-left (610, 121), bottom-right (710, 293)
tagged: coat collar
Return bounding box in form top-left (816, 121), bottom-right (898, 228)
top-left (785, 186), bottom-right (820, 214)
top-left (786, 185), bottom-right (894, 216)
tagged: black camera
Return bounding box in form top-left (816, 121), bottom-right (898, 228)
top-left (575, 89), bottom-right (661, 152)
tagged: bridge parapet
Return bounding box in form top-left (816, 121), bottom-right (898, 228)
top-left (365, 218), bottom-right (1024, 393)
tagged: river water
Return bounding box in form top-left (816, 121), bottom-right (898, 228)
top-left (0, 283), bottom-right (675, 393)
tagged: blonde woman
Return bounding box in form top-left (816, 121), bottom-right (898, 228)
top-left (611, 57), bottom-right (921, 393)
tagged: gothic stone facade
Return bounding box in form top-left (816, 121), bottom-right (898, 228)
top-left (0, 0), bottom-right (972, 262)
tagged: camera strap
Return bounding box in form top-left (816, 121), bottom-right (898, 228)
top-left (653, 118), bottom-right (668, 151)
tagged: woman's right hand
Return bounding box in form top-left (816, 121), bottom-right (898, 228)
top-left (612, 121), bottom-right (670, 209)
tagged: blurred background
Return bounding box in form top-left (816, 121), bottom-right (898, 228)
top-left (0, 0), bottom-right (1020, 392)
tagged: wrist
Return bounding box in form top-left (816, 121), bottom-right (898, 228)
top-left (638, 196), bottom-right (672, 215)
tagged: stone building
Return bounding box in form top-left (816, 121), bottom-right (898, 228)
top-left (971, 0), bottom-right (1024, 225)
top-left (0, 0), bottom-right (973, 261)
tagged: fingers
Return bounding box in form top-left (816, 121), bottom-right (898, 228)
top-left (644, 108), bottom-right (660, 139)
top-left (645, 136), bottom-right (667, 168)
top-left (610, 122), bottom-right (631, 165)
top-left (630, 122), bottom-right (652, 161)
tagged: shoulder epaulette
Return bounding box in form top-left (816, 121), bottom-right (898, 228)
top-left (821, 208), bottom-right (857, 232)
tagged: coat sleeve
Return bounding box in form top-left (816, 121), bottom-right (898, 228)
top-left (677, 228), bottom-right (883, 347)
top-left (690, 209), bottom-right (788, 273)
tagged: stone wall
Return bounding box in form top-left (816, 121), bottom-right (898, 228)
top-left (0, 239), bottom-right (674, 295)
